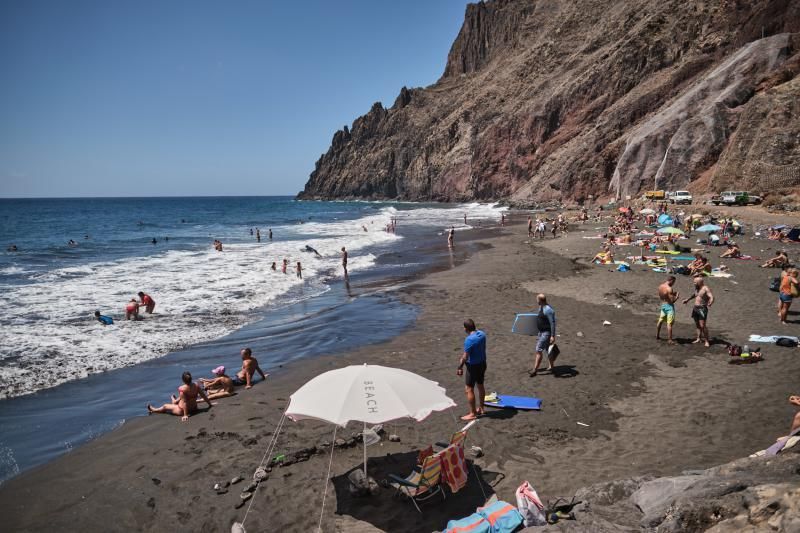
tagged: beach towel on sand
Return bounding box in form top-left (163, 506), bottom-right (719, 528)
top-left (444, 513), bottom-right (491, 533)
top-left (749, 334), bottom-right (800, 344)
top-left (478, 501), bottom-right (523, 533)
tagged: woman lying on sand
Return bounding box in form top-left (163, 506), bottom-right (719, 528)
top-left (148, 372), bottom-right (212, 421)
top-left (789, 395), bottom-right (800, 434)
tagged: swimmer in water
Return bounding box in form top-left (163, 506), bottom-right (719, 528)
top-left (138, 291), bottom-right (156, 314)
top-left (125, 298), bottom-right (140, 320)
top-left (296, 261), bottom-right (302, 279)
top-left (304, 245), bottom-right (322, 258)
top-left (271, 262), bottom-right (277, 271)
top-left (94, 311), bottom-right (113, 325)
top-left (151, 238), bottom-right (157, 245)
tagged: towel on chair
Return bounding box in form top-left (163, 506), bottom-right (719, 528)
top-left (439, 444), bottom-right (468, 493)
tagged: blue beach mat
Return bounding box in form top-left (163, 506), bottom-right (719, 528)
top-left (485, 394), bottom-right (542, 410)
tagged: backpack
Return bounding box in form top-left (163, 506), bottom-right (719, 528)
top-left (727, 344), bottom-right (742, 357)
top-left (775, 337), bottom-right (798, 348)
top-left (769, 277), bottom-right (781, 292)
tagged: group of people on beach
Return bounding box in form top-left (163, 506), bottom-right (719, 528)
top-left (148, 348), bottom-right (267, 421)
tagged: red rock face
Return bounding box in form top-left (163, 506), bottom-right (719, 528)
top-left (298, 0), bottom-right (800, 203)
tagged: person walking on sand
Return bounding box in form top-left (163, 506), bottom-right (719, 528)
top-left (448, 226), bottom-right (455, 248)
top-left (458, 319), bottom-right (486, 421)
top-left (778, 268), bottom-right (799, 324)
top-left (232, 348), bottom-right (268, 389)
top-left (530, 294), bottom-right (556, 377)
top-left (657, 276), bottom-right (679, 345)
top-left (527, 216), bottom-right (533, 237)
top-left (138, 291), bottom-right (156, 314)
top-left (683, 276), bottom-right (714, 347)
top-left (296, 261), bottom-right (302, 279)
top-left (147, 372), bottom-right (212, 422)
top-left (341, 246), bottom-right (348, 277)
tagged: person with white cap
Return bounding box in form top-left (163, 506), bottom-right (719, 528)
top-left (199, 365), bottom-right (234, 400)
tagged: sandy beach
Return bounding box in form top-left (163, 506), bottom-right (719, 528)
top-left (3, 209), bottom-right (800, 532)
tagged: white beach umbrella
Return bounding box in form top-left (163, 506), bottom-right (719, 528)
top-left (640, 208), bottom-right (655, 215)
top-left (286, 364), bottom-right (456, 474)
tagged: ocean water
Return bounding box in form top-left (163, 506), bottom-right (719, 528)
top-left (0, 196), bottom-right (504, 483)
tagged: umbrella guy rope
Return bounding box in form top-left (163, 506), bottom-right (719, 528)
top-left (240, 412), bottom-right (287, 529)
top-left (317, 426), bottom-right (338, 533)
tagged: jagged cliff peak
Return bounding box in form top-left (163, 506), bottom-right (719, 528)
top-left (299, 0), bottom-right (800, 203)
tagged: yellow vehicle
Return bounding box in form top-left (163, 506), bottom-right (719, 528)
top-left (644, 190), bottom-right (666, 200)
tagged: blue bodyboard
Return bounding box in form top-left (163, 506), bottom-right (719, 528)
top-left (511, 313), bottom-right (538, 336)
top-left (485, 395), bottom-right (542, 410)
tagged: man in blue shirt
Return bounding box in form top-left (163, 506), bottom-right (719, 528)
top-left (94, 310), bottom-right (113, 325)
top-left (458, 318), bottom-right (487, 421)
top-left (530, 294), bottom-right (556, 377)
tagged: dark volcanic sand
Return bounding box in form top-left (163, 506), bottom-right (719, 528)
top-left (3, 211), bottom-right (800, 532)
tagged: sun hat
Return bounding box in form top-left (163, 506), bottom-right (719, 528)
top-left (212, 366), bottom-right (225, 375)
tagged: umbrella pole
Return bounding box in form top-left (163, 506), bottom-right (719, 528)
top-left (363, 421), bottom-right (368, 476)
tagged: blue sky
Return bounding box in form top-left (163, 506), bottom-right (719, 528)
top-left (0, 0), bottom-right (467, 197)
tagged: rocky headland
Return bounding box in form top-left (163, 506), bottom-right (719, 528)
top-left (299, 0), bottom-right (800, 204)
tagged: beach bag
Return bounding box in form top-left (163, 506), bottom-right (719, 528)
top-left (776, 337), bottom-right (798, 348)
top-left (727, 344), bottom-right (742, 357)
top-left (548, 343), bottom-right (561, 363)
top-left (770, 277), bottom-right (781, 292)
top-left (477, 501), bottom-right (523, 533)
top-left (516, 481), bottom-right (547, 527)
top-left (792, 283), bottom-right (799, 298)
top-left (444, 512), bottom-right (491, 533)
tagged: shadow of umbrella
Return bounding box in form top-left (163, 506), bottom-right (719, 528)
top-left (332, 451), bottom-right (496, 532)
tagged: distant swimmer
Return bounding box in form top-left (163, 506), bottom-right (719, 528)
top-left (296, 261), bottom-right (302, 279)
top-left (94, 311), bottom-right (113, 325)
top-left (147, 371), bottom-right (212, 421)
top-left (341, 246), bottom-right (348, 277)
top-left (138, 291), bottom-right (156, 314)
top-left (282, 259), bottom-right (288, 274)
top-left (151, 238), bottom-right (157, 245)
top-left (448, 226), bottom-right (455, 248)
top-left (165, 236), bottom-right (169, 241)
top-left (464, 213), bottom-right (467, 225)
top-left (271, 262), bottom-right (277, 271)
top-left (268, 228), bottom-right (273, 240)
top-left (304, 245), bottom-right (322, 258)
top-left (125, 298), bottom-right (140, 320)
top-left (362, 225), bottom-right (368, 232)
top-left (7, 244), bottom-right (18, 252)
top-left (256, 229), bottom-right (261, 242)
top-left (213, 239), bottom-right (223, 252)
top-left (68, 239), bottom-right (77, 246)
top-left (232, 348), bottom-right (268, 389)
top-left (250, 228), bottom-right (254, 236)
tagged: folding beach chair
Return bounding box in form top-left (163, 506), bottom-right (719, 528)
top-left (388, 453), bottom-right (445, 512)
top-left (436, 419), bottom-right (477, 449)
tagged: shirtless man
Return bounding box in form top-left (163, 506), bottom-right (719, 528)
top-left (341, 246), bottom-right (348, 276)
top-left (683, 276), bottom-right (714, 347)
top-left (233, 347), bottom-right (267, 389)
top-left (788, 395), bottom-right (800, 435)
top-left (148, 372), bottom-right (212, 421)
top-left (199, 366), bottom-right (235, 400)
top-left (656, 276), bottom-right (679, 345)
top-left (447, 226), bottom-right (455, 248)
top-left (720, 243), bottom-right (741, 259)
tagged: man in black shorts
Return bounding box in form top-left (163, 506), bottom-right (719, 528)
top-left (458, 319), bottom-right (487, 421)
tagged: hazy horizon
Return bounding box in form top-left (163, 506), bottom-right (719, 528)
top-left (0, 0), bottom-right (467, 199)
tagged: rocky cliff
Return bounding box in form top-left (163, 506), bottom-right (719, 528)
top-left (299, 0), bottom-right (800, 203)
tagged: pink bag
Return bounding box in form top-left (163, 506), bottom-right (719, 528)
top-left (515, 480), bottom-right (546, 527)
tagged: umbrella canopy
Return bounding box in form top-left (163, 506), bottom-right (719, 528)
top-left (657, 214), bottom-right (674, 226)
top-left (695, 224), bottom-right (722, 232)
top-left (656, 226), bottom-right (684, 235)
top-left (286, 364), bottom-right (456, 427)
top-left (690, 214), bottom-right (704, 220)
top-left (640, 208), bottom-right (655, 215)
top-left (618, 207), bottom-right (630, 213)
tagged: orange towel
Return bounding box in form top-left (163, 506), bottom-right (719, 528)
top-left (439, 444), bottom-right (468, 493)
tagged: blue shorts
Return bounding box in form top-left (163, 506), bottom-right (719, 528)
top-left (536, 331), bottom-right (552, 353)
top-left (231, 376), bottom-right (246, 386)
top-left (780, 293), bottom-right (793, 303)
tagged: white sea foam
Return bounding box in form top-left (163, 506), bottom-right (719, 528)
top-left (0, 202), bottom-right (503, 398)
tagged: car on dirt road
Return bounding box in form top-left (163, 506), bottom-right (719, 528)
top-left (668, 191), bottom-right (693, 205)
top-left (710, 191), bottom-right (762, 206)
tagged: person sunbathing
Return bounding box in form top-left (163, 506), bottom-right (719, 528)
top-left (761, 250), bottom-right (789, 268)
top-left (199, 365), bottom-right (235, 400)
top-left (148, 372), bottom-right (212, 421)
top-left (789, 395), bottom-right (800, 435)
top-left (688, 253), bottom-right (711, 276)
top-left (720, 243), bottom-right (741, 258)
top-left (768, 229), bottom-right (782, 240)
top-left (592, 246), bottom-right (614, 264)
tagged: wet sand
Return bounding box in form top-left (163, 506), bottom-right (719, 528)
top-left (3, 211), bottom-right (800, 532)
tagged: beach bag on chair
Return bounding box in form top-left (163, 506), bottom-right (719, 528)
top-left (515, 481), bottom-right (547, 527)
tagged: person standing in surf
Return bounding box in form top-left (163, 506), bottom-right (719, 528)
top-left (530, 294), bottom-right (556, 377)
top-left (341, 246), bottom-right (348, 277)
top-left (448, 226), bottom-right (455, 248)
top-left (138, 291), bottom-right (156, 314)
top-left (457, 319), bottom-right (486, 421)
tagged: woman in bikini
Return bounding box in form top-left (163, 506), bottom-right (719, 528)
top-left (148, 372), bottom-right (212, 421)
